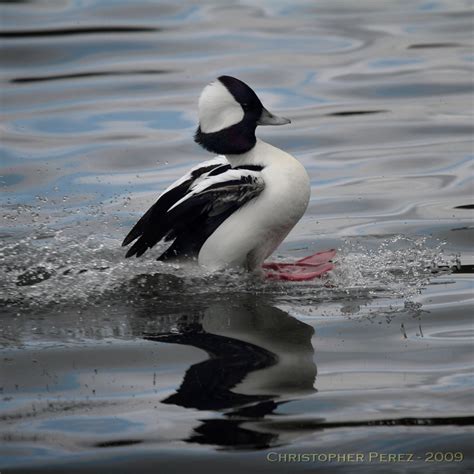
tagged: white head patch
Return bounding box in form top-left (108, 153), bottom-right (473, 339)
top-left (198, 80), bottom-right (244, 133)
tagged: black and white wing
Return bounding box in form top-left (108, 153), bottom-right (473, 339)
top-left (122, 158), bottom-right (265, 260)
top-left (122, 156), bottom-right (229, 257)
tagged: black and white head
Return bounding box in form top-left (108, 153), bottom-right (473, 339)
top-left (194, 76), bottom-right (291, 155)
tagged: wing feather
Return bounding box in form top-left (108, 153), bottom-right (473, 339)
top-left (157, 169), bottom-right (264, 260)
top-left (122, 160), bottom-right (265, 260)
top-left (122, 156), bottom-right (228, 257)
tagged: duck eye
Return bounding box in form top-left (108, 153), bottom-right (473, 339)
top-left (242, 102), bottom-right (249, 110)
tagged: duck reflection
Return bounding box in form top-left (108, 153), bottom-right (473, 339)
top-left (144, 295), bottom-right (316, 449)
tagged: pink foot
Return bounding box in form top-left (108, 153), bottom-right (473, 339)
top-left (263, 249), bottom-right (336, 281)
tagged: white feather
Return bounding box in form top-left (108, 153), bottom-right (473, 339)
top-left (198, 81), bottom-right (244, 133)
top-left (198, 139), bottom-right (310, 271)
top-left (168, 169), bottom-right (263, 212)
top-left (161, 155), bottom-right (227, 196)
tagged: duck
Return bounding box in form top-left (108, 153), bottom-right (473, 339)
top-left (122, 76), bottom-right (335, 280)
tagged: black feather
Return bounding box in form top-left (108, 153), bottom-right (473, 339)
top-left (122, 153), bottom-right (264, 260)
top-left (122, 160), bottom-right (228, 258)
top-left (156, 173), bottom-right (264, 260)
top-left (208, 164), bottom-right (231, 176)
top-left (234, 164), bottom-right (264, 172)
top-left (194, 123), bottom-right (257, 155)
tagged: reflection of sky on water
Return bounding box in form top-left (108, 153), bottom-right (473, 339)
top-left (38, 416), bottom-right (143, 434)
top-left (0, 174), bottom-right (23, 187)
top-left (14, 110), bottom-right (192, 135)
top-left (261, 87), bottom-right (328, 108)
top-left (368, 83), bottom-right (474, 98)
top-left (369, 58), bottom-right (423, 68)
top-left (0, 41), bottom-right (154, 69)
top-left (0, 445), bottom-right (56, 468)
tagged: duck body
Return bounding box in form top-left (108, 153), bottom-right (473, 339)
top-left (122, 76), bottom-right (311, 274)
top-left (199, 139), bottom-right (310, 271)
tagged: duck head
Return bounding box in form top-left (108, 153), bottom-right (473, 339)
top-left (194, 76), bottom-right (290, 155)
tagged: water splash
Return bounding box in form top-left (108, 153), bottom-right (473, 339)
top-left (333, 235), bottom-right (454, 299)
top-left (0, 230), bottom-right (456, 313)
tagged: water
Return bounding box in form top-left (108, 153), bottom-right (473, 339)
top-left (1, 0), bottom-right (473, 472)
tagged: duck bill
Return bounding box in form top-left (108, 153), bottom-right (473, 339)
top-left (257, 108), bottom-right (291, 126)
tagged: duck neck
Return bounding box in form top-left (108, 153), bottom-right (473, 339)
top-left (226, 138), bottom-right (270, 166)
top-left (194, 118), bottom-right (257, 155)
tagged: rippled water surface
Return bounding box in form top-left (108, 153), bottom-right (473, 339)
top-left (1, 0), bottom-right (473, 472)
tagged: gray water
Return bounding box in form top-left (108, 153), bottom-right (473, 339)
top-left (1, 0), bottom-right (473, 472)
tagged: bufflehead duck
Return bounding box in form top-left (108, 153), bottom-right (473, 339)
top-left (122, 76), bottom-right (334, 280)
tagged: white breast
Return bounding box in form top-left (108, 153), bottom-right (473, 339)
top-left (198, 140), bottom-right (310, 271)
